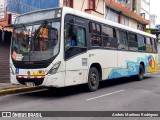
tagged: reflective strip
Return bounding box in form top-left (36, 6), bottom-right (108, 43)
top-left (16, 76), bottom-right (45, 79)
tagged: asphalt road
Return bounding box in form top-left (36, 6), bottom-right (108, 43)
top-left (1, 73), bottom-right (160, 120)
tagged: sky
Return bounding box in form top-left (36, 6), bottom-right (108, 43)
top-left (150, 0), bottom-right (160, 24)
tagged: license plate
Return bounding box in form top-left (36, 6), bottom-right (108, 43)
top-left (25, 82), bottom-right (35, 87)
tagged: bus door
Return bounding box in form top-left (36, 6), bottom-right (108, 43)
top-left (64, 15), bottom-right (88, 86)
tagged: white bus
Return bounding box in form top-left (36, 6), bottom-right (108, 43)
top-left (9, 7), bottom-right (159, 91)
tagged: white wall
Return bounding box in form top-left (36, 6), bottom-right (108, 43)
top-left (129, 19), bottom-right (137, 29)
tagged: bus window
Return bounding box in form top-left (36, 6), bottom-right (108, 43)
top-left (137, 35), bottom-right (146, 52)
top-left (77, 27), bottom-right (86, 47)
top-left (128, 32), bottom-right (138, 51)
top-left (102, 25), bottom-right (117, 48)
top-left (65, 23), bottom-right (86, 49)
top-left (146, 37), bottom-right (152, 52)
top-left (151, 38), bottom-right (157, 53)
top-left (90, 35), bottom-right (102, 46)
top-left (65, 24), bottom-right (76, 49)
top-left (90, 22), bottom-right (102, 47)
top-left (90, 22), bottom-right (101, 35)
top-left (117, 29), bottom-right (128, 50)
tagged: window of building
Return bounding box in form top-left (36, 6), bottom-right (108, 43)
top-left (128, 32), bottom-right (138, 51)
top-left (106, 8), bottom-right (119, 23)
top-left (137, 23), bottom-right (145, 31)
top-left (146, 37), bottom-right (152, 52)
top-left (64, 0), bottom-right (73, 8)
top-left (117, 0), bottom-right (129, 4)
top-left (122, 16), bottom-right (129, 26)
top-left (137, 34), bottom-right (146, 51)
top-left (88, 0), bottom-right (95, 10)
top-left (117, 29), bottom-right (128, 50)
top-left (102, 25), bottom-right (117, 48)
top-left (90, 22), bottom-right (102, 47)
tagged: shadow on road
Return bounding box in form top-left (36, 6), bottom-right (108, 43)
top-left (18, 76), bottom-right (153, 98)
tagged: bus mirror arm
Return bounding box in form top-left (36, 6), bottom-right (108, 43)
top-left (2, 24), bottom-right (14, 42)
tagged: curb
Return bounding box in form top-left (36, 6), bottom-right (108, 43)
top-left (0, 86), bottom-right (44, 96)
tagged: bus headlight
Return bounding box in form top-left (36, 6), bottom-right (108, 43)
top-left (47, 61), bottom-right (61, 75)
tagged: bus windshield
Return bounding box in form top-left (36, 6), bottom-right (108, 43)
top-left (11, 21), bottom-right (60, 62)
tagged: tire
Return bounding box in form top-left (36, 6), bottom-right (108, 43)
top-left (86, 67), bottom-right (100, 92)
top-left (136, 64), bottom-right (144, 81)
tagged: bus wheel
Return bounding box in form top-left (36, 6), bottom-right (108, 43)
top-left (86, 67), bottom-right (99, 92)
top-left (136, 64), bottom-right (144, 81)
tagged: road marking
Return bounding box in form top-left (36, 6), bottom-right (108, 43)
top-left (86, 90), bottom-right (125, 101)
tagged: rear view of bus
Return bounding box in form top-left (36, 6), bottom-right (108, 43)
top-left (10, 8), bottom-right (65, 87)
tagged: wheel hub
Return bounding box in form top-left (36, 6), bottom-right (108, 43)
top-left (91, 73), bottom-right (97, 86)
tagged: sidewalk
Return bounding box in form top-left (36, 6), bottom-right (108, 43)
top-left (0, 82), bottom-right (43, 96)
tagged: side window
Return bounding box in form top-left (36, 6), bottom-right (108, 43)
top-left (128, 32), bottom-right (138, 51)
top-left (117, 29), bottom-right (128, 50)
top-left (90, 22), bottom-right (101, 35)
top-left (65, 24), bottom-right (73, 48)
top-left (65, 23), bottom-right (86, 49)
top-left (151, 38), bottom-right (157, 53)
top-left (146, 37), bottom-right (152, 52)
top-left (77, 27), bottom-right (86, 47)
top-left (90, 22), bottom-right (102, 47)
top-left (102, 25), bottom-right (117, 48)
top-left (137, 35), bottom-right (146, 52)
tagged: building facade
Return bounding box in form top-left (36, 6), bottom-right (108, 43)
top-left (150, 14), bottom-right (156, 28)
top-left (0, 0), bottom-right (150, 32)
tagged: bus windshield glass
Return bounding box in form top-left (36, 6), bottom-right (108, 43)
top-left (11, 21), bottom-right (60, 61)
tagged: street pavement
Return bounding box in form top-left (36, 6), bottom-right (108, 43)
top-left (0, 73), bottom-right (160, 120)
